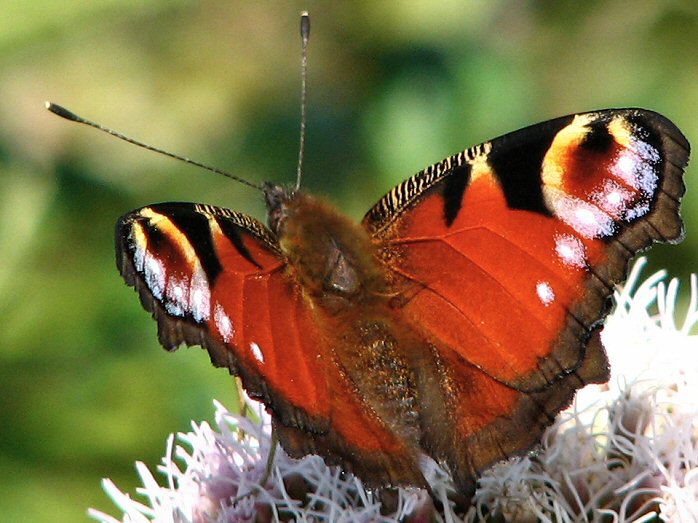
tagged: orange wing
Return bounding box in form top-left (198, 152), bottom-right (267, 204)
top-left (364, 109), bottom-right (689, 493)
top-left (116, 202), bottom-right (427, 487)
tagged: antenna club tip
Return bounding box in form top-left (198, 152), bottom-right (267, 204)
top-left (300, 11), bottom-right (310, 40)
top-left (45, 101), bottom-right (80, 122)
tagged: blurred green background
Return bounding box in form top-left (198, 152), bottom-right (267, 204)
top-left (1, 1), bottom-right (697, 521)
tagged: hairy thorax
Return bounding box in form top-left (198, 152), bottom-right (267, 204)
top-left (273, 191), bottom-right (386, 306)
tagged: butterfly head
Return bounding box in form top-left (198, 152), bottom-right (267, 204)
top-left (263, 182), bottom-right (299, 237)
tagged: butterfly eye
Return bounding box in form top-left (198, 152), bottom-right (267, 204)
top-left (324, 245), bottom-right (360, 295)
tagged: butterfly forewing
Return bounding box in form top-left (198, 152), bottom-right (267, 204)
top-left (362, 108), bottom-right (689, 489)
top-left (116, 201), bottom-right (429, 488)
top-left (365, 109), bottom-right (687, 387)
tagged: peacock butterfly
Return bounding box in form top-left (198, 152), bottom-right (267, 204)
top-left (46, 18), bottom-right (690, 505)
top-left (113, 109), bottom-right (688, 500)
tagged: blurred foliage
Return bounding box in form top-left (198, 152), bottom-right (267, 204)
top-left (1, 1), bottom-right (697, 521)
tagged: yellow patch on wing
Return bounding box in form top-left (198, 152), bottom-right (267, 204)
top-left (139, 207), bottom-right (199, 267)
top-left (607, 116), bottom-right (633, 149)
top-left (541, 114), bottom-right (595, 190)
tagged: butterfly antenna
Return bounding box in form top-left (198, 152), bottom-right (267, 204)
top-left (45, 101), bottom-right (264, 191)
top-left (295, 11), bottom-right (310, 192)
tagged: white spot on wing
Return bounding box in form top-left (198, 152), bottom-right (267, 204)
top-left (536, 281), bottom-right (555, 307)
top-left (635, 139), bottom-right (660, 163)
top-left (133, 243), bottom-right (145, 273)
top-left (624, 201), bottom-right (651, 221)
top-left (611, 140), bottom-right (659, 200)
top-left (614, 153), bottom-right (636, 181)
top-left (189, 266), bottom-right (211, 322)
top-left (590, 179), bottom-right (634, 220)
top-left (143, 252), bottom-right (166, 300)
top-left (250, 342), bottom-right (264, 364)
top-left (550, 193), bottom-right (615, 239)
top-left (214, 303), bottom-right (234, 343)
top-left (554, 234), bottom-right (587, 269)
top-left (165, 275), bottom-right (187, 316)
top-left (164, 268), bottom-right (210, 321)
top-left (608, 140), bottom-right (660, 223)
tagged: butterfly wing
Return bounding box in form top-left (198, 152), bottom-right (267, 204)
top-left (363, 109), bottom-right (689, 492)
top-left (116, 202), bottom-right (427, 487)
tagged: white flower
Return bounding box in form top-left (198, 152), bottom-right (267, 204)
top-left (90, 258), bottom-right (698, 522)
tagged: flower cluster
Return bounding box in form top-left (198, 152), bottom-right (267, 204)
top-left (90, 259), bottom-right (698, 522)
top-left (88, 401), bottom-right (426, 523)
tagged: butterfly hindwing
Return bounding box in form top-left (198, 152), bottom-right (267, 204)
top-left (116, 202), bottom-right (428, 488)
top-left (363, 109), bottom-right (689, 490)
